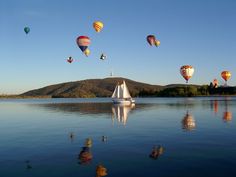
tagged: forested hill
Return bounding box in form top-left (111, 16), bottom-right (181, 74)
top-left (21, 77), bottom-right (236, 98)
top-left (21, 77), bottom-right (164, 98)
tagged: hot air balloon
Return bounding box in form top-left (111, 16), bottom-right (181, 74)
top-left (213, 79), bottom-right (218, 88)
top-left (180, 65), bottom-right (194, 83)
top-left (100, 53), bottom-right (106, 60)
top-left (84, 48), bottom-right (90, 57)
top-left (147, 35), bottom-right (156, 46)
top-left (93, 21), bottom-right (104, 32)
top-left (67, 56), bottom-right (73, 63)
top-left (154, 39), bottom-right (160, 47)
top-left (24, 27), bottom-right (30, 34)
top-left (76, 36), bottom-right (91, 52)
top-left (221, 71), bottom-right (231, 85)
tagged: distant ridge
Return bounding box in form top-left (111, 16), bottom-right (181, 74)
top-left (21, 77), bottom-right (164, 98)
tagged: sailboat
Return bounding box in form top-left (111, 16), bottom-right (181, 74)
top-left (111, 80), bottom-right (135, 105)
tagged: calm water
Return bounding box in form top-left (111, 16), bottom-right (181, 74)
top-left (0, 97), bottom-right (236, 177)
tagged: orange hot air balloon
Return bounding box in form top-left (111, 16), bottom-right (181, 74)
top-left (93, 21), bottom-right (104, 32)
top-left (221, 71), bottom-right (231, 83)
top-left (180, 65), bottom-right (194, 83)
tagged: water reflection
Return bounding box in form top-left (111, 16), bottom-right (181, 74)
top-left (181, 111), bottom-right (196, 131)
top-left (149, 145), bottom-right (164, 160)
top-left (209, 97), bottom-right (233, 122)
top-left (96, 164), bottom-right (108, 177)
top-left (78, 138), bottom-right (93, 165)
top-left (111, 104), bottom-right (135, 125)
top-left (25, 160), bottom-right (32, 170)
top-left (69, 132), bottom-right (75, 143)
top-left (223, 98), bottom-right (233, 122)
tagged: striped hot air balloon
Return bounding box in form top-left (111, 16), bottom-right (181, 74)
top-left (76, 36), bottom-right (91, 52)
top-left (180, 65), bottom-right (194, 83)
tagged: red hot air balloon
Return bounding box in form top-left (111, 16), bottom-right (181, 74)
top-left (67, 56), bottom-right (73, 63)
top-left (147, 35), bottom-right (156, 46)
top-left (76, 36), bottom-right (91, 52)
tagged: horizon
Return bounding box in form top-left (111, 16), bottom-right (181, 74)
top-left (1, 0), bottom-right (236, 94)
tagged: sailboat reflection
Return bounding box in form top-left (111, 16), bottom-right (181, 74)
top-left (111, 104), bottom-right (135, 125)
top-left (182, 111), bottom-right (196, 131)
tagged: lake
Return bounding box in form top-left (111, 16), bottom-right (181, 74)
top-left (0, 97), bottom-right (236, 177)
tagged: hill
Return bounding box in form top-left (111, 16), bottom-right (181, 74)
top-left (21, 77), bottom-right (164, 98)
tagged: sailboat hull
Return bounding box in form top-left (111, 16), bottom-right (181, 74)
top-left (112, 98), bottom-right (135, 105)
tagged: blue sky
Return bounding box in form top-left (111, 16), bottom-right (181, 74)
top-left (1, 0), bottom-right (236, 94)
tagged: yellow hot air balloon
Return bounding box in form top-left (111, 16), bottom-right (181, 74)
top-left (93, 21), bottom-right (104, 32)
top-left (154, 40), bottom-right (160, 47)
top-left (84, 48), bottom-right (90, 57)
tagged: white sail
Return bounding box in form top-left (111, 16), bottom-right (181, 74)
top-left (119, 83), bottom-right (124, 98)
top-left (122, 81), bottom-right (131, 98)
top-left (112, 85), bottom-right (118, 98)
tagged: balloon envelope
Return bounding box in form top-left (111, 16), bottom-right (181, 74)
top-left (84, 48), bottom-right (90, 57)
top-left (67, 56), bottom-right (73, 63)
top-left (24, 27), bottom-right (30, 34)
top-left (93, 21), bottom-right (104, 32)
top-left (147, 35), bottom-right (156, 46)
top-left (221, 71), bottom-right (231, 81)
top-left (154, 39), bottom-right (160, 47)
top-left (180, 65), bottom-right (194, 83)
top-left (100, 53), bottom-right (106, 60)
top-left (76, 36), bottom-right (91, 52)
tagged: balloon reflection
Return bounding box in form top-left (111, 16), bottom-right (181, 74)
top-left (223, 98), bottom-right (232, 122)
top-left (96, 164), bottom-right (107, 177)
top-left (223, 111), bottom-right (232, 122)
top-left (149, 145), bottom-right (164, 159)
top-left (69, 132), bottom-right (75, 142)
top-left (111, 104), bottom-right (135, 125)
top-left (213, 100), bottom-right (218, 114)
top-left (78, 138), bottom-right (93, 165)
top-left (182, 111), bottom-right (196, 131)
